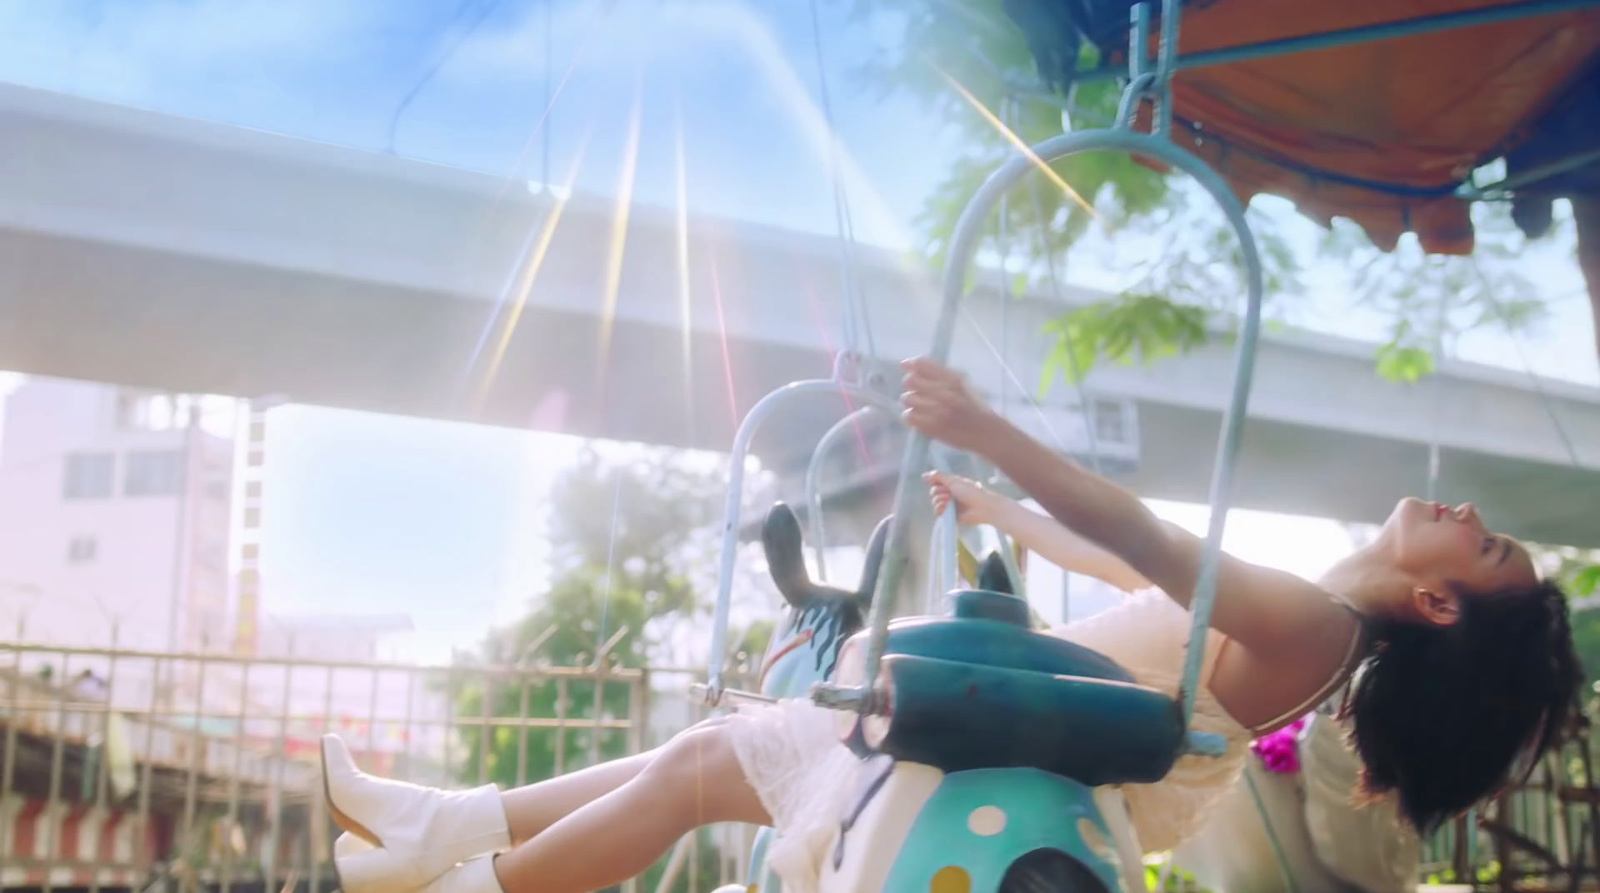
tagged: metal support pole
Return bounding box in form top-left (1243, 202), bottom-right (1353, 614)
top-left (811, 127), bottom-right (1264, 740)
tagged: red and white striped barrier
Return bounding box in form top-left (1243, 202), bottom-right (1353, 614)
top-left (2, 794), bottom-right (157, 890)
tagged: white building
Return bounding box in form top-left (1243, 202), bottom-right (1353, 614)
top-left (0, 377), bottom-right (235, 656)
top-left (256, 612), bottom-right (415, 664)
top-left (0, 377), bottom-right (530, 787)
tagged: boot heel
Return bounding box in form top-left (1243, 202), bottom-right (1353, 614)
top-left (319, 733), bottom-right (509, 892)
top-left (322, 738), bottom-right (385, 847)
top-left (333, 840), bottom-right (406, 893)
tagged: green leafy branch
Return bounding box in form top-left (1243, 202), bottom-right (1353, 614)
top-left (1040, 293), bottom-right (1208, 392)
top-left (852, 0), bottom-right (1567, 391)
top-left (1323, 206), bottom-right (1552, 383)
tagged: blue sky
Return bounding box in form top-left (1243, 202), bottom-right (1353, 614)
top-left (0, 0), bottom-right (956, 245)
top-left (0, 0), bottom-right (982, 661)
top-left (0, 0), bottom-right (1594, 663)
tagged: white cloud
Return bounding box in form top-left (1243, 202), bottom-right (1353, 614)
top-left (0, 0), bottom-right (376, 105)
top-left (445, 0), bottom-right (751, 83)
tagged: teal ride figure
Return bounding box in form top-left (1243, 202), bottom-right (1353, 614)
top-left (721, 503), bottom-right (1205, 893)
top-left (712, 503), bottom-right (890, 893)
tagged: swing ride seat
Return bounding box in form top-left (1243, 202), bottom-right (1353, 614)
top-left (701, 3), bottom-right (1600, 890)
top-left (848, 587), bottom-right (1188, 787)
top-left (1004, 0), bottom-right (1600, 254)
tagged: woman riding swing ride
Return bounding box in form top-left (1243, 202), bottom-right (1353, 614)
top-left (317, 1), bottom-right (1598, 891)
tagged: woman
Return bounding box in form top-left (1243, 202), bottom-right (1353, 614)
top-left (320, 357), bottom-right (1581, 893)
top-left (925, 469), bottom-right (1426, 893)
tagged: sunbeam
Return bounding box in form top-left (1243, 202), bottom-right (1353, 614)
top-left (932, 63), bottom-right (1097, 219)
top-left (457, 1), bottom-right (609, 402)
top-left (708, 250), bottom-right (740, 436)
top-left (595, 69), bottom-right (647, 396)
top-left (673, 88), bottom-right (696, 438)
top-left (470, 129), bottom-right (595, 415)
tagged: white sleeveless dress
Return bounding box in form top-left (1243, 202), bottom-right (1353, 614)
top-left (727, 590), bottom-right (1253, 893)
top-left (1174, 712), bottom-right (1421, 893)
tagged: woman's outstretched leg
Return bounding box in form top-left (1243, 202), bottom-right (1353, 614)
top-left (499, 749), bottom-right (654, 843)
top-left (326, 717), bottom-right (737, 893)
top-left (483, 718), bottom-right (768, 893)
top-left (496, 716), bottom-right (730, 842)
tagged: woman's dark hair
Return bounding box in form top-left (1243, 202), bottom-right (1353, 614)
top-left (1345, 578), bottom-right (1584, 833)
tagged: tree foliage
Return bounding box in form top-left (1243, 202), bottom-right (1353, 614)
top-left (852, 0), bottom-right (1558, 387)
top-left (445, 447), bottom-right (766, 893)
top-left (1495, 544), bottom-right (1600, 688)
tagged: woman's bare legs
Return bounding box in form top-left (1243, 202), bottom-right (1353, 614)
top-left (499, 750), bottom-right (655, 844)
top-left (495, 716), bottom-right (730, 843)
top-left (490, 718), bottom-right (770, 893)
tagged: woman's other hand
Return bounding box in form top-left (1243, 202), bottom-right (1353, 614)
top-left (926, 471), bottom-right (1004, 527)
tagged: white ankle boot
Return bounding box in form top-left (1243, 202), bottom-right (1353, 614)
top-left (332, 838), bottom-right (505, 893)
top-left (416, 857), bottom-right (504, 893)
top-left (322, 735), bottom-right (511, 893)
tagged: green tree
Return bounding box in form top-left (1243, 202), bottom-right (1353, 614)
top-left (447, 447), bottom-right (768, 893)
top-left (854, 0), bottom-right (1554, 385)
top-left (450, 447), bottom-right (731, 781)
top-left (1536, 544), bottom-right (1600, 687)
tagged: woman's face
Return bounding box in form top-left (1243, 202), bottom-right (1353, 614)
top-left (1382, 497), bottom-right (1538, 598)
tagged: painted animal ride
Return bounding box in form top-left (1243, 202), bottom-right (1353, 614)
top-left (711, 500), bottom-right (1162, 893)
top-left (718, 502), bottom-right (891, 893)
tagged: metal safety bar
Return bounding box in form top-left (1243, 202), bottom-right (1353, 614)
top-left (703, 376), bottom-right (964, 707)
top-left (804, 405), bottom-right (877, 581)
top-left (811, 0), bottom-right (1264, 747)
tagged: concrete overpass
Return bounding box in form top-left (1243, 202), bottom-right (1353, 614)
top-left (1, 81), bottom-right (1599, 547)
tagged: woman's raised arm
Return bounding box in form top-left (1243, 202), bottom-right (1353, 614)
top-left (926, 470), bottom-right (1150, 593)
top-left (901, 357), bottom-right (1342, 657)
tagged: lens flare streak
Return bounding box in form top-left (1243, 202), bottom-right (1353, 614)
top-left (470, 131), bottom-right (594, 414)
top-left (708, 252), bottom-right (740, 434)
top-left (674, 92), bottom-right (695, 436)
top-left (596, 74), bottom-right (646, 394)
top-left (933, 64), bottom-right (1097, 219)
top-left (460, 8), bottom-right (606, 397)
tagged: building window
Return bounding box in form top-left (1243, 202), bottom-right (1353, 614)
top-left (1092, 400), bottom-right (1128, 444)
top-left (66, 537), bottom-right (97, 565)
top-left (197, 541), bottom-right (227, 572)
top-left (63, 453), bottom-right (115, 500)
top-left (125, 450), bottom-right (186, 497)
top-left (115, 392), bottom-right (147, 431)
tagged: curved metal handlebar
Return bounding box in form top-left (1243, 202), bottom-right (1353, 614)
top-left (810, 125), bottom-right (1266, 735)
top-left (811, 410), bottom-right (1008, 614)
top-left (805, 405), bottom-right (875, 580)
top-left (928, 504), bottom-right (961, 612)
top-left (808, 404), bottom-right (962, 613)
top-left (703, 379), bottom-right (958, 706)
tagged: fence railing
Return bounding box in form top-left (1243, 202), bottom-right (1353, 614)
top-left (1412, 714), bottom-right (1600, 893)
top-left (0, 642), bottom-right (756, 893)
top-left (5, 640), bottom-right (1598, 893)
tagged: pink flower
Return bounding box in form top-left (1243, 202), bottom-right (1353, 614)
top-left (1250, 715), bottom-right (1310, 774)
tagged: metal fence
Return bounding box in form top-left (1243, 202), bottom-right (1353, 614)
top-left (1414, 714), bottom-right (1600, 893)
top-left (0, 642), bottom-right (756, 893)
top-left (7, 639), bottom-right (1600, 893)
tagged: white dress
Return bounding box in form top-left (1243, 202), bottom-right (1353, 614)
top-left (1298, 713), bottom-right (1421, 893)
top-left (727, 590), bottom-right (1252, 893)
top-left (1173, 713), bottom-right (1421, 893)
